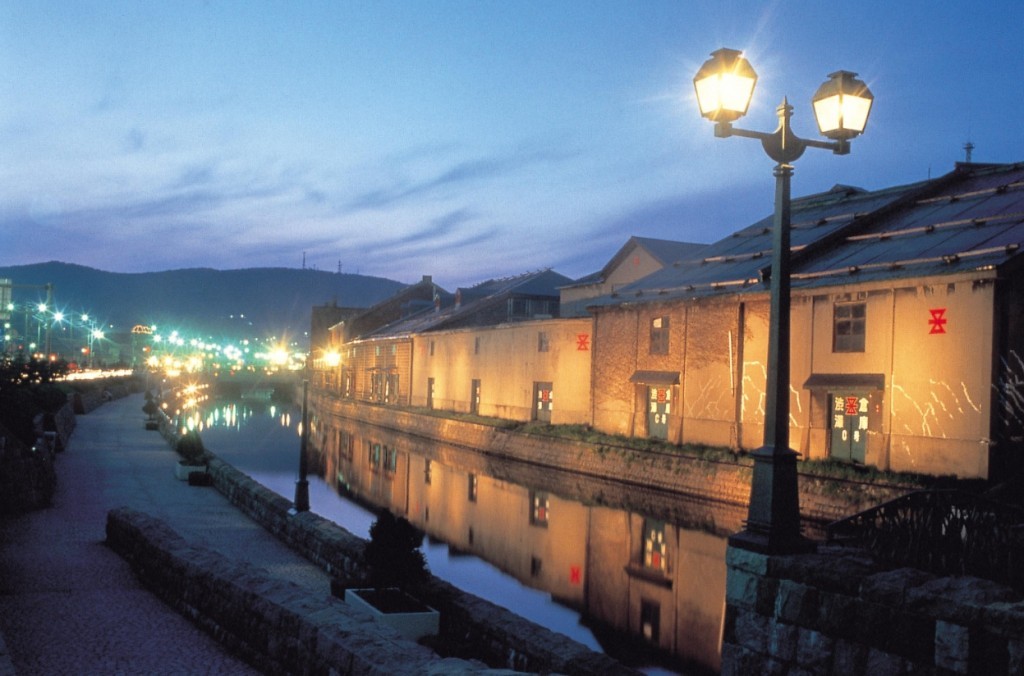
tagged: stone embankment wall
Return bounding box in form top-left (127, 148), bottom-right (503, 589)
top-left (157, 415), bottom-right (636, 675)
top-left (209, 456), bottom-right (370, 580)
top-left (722, 546), bottom-right (1024, 675)
top-left (1, 400), bottom-right (79, 514)
top-left (0, 436), bottom-right (56, 514)
top-left (105, 507), bottom-right (487, 675)
top-left (32, 401), bottom-right (77, 452)
top-left (315, 395), bottom-right (927, 535)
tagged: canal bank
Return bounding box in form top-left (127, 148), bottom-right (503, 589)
top-left (1, 393), bottom-right (630, 674)
top-left (304, 391), bottom-right (945, 672)
top-left (308, 394), bottom-right (932, 537)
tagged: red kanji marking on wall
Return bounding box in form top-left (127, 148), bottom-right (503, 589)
top-left (656, 389), bottom-right (667, 404)
top-left (570, 565), bottom-right (582, 585)
top-left (929, 308), bottom-right (947, 334)
top-left (576, 334), bottom-right (590, 351)
top-left (845, 397), bottom-right (859, 416)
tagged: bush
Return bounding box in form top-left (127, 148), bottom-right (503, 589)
top-left (175, 430), bottom-right (206, 465)
top-left (364, 510), bottom-right (428, 590)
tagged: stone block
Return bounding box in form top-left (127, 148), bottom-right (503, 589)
top-left (815, 591), bottom-right (860, 639)
top-left (775, 579), bottom-right (820, 626)
top-left (980, 601), bottom-right (1024, 640)
top-left (866, 647), bottom-right (904, 676)
top-left (720, 642), bottom-right (769, 676)
top-left (934, 620), bottom-right (969, 673)
top-left (1008, 638), bottom-right (1024, 676)
top-left (860, 567), bottom-right (935, 607)
top-left (853, 599), bottom-right (898, 649)
top-left (831, 638), bottom-right (867, 675)
top-left (733, 609), bottom-right (769, 654)
top-left (796, 627), bottom-right (834, 673)
top-left (886, 612), bottom-right (934, 664)
top-left (725, 567), bottom-right (762, 611)
top-left (756, 577), bottom-right (781, 617)
top-left (726, 546), bottom-right (770, 575)
top-left (767, 619), bottom-right (798, 663)
top-left (770, 549), bottom-right (875, 596)
top-left (907, 576), bottom-right (1018, 625)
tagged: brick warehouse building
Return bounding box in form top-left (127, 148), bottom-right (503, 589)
top-left (313, 161), bottom-right (1024, 481)
top-left (586, 162), bottom-right (1024, 479)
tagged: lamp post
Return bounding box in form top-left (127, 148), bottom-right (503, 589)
top-left (693, 48), bottom-right (873, 554)
top-left (293, 378), bottom-right (311, 512)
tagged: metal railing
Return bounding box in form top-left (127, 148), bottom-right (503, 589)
top-left (827, 490), bottom-right (1024, 589)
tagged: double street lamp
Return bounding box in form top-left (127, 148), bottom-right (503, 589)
top-left (693, 48), bottom-right (873, 554)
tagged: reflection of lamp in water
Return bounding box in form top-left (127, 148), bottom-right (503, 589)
top-left (693, 48), bottom-right (873, 554)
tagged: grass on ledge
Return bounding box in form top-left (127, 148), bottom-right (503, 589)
top-left (378, 403), bottom-right (972, 490)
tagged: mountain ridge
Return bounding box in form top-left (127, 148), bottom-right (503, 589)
top-left (0, 261), bottom-right (408, 344)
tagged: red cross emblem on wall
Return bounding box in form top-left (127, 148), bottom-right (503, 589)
top-left (569, 565), bottom-right (581, 585)
top-left (929, 308), bottom-right (947, 335)
top-left (576, 334), bottom-right (590, 351)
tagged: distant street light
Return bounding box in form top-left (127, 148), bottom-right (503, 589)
top-left (693, 48), bottom-right (873, 554)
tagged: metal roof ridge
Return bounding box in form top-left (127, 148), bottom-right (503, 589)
top-left (765, 166), bottom-right (971, 283)
top-left (792, 242), bottom-right (1020, 281)
top-left (845, 212), bottom-right (1024, 242)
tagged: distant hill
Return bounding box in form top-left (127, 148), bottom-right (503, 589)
top-left (0, 262), bottom-right (407, 344)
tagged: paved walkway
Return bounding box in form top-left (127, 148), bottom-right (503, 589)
top-left (0, 394), bottom-right (335, 675)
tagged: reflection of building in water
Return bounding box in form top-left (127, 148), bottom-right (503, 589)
top-left (321, 421), bottom-right (726, 672)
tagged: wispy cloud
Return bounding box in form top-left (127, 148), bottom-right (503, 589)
top-left (345, 147), bottom-right (573, 212)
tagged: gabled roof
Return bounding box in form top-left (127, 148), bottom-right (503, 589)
top-left (586, 162), bottom-right (1024, 308)
top-left (461, 268), bottom-right (571, 301)
top-left (564, 236), bottom-right (708, 288)
top-left (359, 269), bottom-right (573, 340)
top-left (333, 275), bottom-right (451, 340)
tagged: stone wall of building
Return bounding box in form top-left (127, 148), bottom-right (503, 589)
top-left (722, 545), bottom-right (1024, 675)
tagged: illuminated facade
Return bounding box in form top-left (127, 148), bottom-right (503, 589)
top-left (588, 162), bottom-right (1024, 480)
top-left (313, 162), bottom-right (1024, 480)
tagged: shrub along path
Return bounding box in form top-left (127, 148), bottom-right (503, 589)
top-left (0, 393), bottom-right (336, 675)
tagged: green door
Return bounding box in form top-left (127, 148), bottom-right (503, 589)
top-left (533, 382), bottom-right (553, 422)
top-left (647, 387), bottom-right (670, 439)
top-left (830, 393), bottom-right (869, 463)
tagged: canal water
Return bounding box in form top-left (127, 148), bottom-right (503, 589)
top-left (191, 399), bottom-right (726, 675)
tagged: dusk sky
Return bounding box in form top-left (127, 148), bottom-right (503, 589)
top-left (3, 1), bottom-right (1022, 289)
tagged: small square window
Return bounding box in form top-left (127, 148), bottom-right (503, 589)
top-left (833, 303), bottom-right (866, 352)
